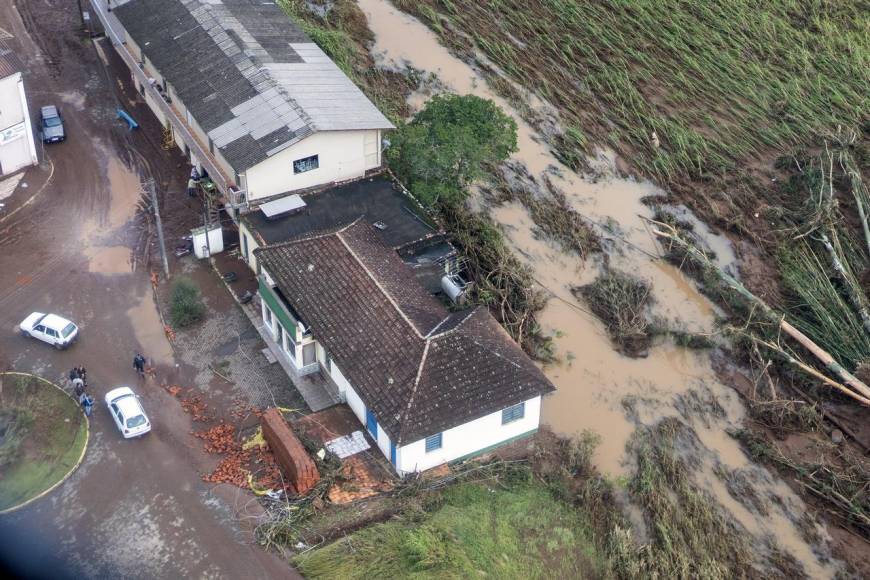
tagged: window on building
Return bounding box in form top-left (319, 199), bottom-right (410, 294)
top-left (501, 402), bottom-right (525, 425)
top-left (293, 154), bottom-right (319, 174)
top-left (282, 328), bottom-right (296, 361)
top-left (425, 433), bottom-right (443, 452)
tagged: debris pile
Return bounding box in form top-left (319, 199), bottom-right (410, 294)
top-left (180, 393), bottom-right (211, 422)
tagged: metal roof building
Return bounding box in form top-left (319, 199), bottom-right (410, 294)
top-left (103, 0), bottom-right (393, 200)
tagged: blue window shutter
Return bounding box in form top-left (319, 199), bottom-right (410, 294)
top-left (390, 442), bottom-right (397, 466)
top-left (501, 402), bottom-right (526, 425)
top-left (425, 432), bottom-right (443, 452)
top-left (366, 408), bottom-right (378, 439)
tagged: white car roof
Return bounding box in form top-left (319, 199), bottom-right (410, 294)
top-left (42, 314), bottom-right (73, 331)
top-left (106, 387), bottom-right (144, 417)
top-left (116, 395), bottom-right (144, 418)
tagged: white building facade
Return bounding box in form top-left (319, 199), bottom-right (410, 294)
top-left (0, 48), bottom-right (38, 176)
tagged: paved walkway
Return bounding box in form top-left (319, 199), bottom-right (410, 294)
top-left (243, 300), bottom-right (341, 412)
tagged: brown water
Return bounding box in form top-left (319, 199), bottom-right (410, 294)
top-left (358, 0), bottom-right (836, 575)
top-left (126, 291), bottom-right (174, 366)
top-left (84, 245), bottom-right (131, 275)
top-left (105, 156), bottom-right (143, 230)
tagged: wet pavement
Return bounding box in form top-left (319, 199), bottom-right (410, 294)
top-left (0, 1), bottom-right (297, 578)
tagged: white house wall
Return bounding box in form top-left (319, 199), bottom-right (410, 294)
top-left (0, 72), bottom-right (37, 175)
top-left (238, 222), bottom-right (262, 273)
top-left (336, 373), bottom-right (538, 474)
top-left (243, 129), bottom-right (380, 201)
top-left (397, 395), bottom-right (541, 474)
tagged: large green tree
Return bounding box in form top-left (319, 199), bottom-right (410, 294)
top-left (386, 94), bottom-right (518, 206)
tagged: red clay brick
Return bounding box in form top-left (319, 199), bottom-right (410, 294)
top-left (261, 408), bottom-right (319, 494)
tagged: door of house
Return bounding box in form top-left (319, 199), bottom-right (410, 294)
top-left (366, 408), bottom-right (378, 439)
top-left (390, 442), bottom-right (397, 467)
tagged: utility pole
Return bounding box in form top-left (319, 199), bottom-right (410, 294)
top-left (147, 178), bottom-right (170, 278)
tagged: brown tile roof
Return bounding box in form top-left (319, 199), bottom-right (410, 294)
top-left (0, 41), bottom-right (23, 79)
top-left (256, 220), bottom-right (555, 444)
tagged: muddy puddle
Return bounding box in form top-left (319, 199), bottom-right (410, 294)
top-left (359, 0), bottom-right (837, 575)
top-left (83, 244), bottom-right (131, 275)
top-left (126, 291), bottom-right (173, 366)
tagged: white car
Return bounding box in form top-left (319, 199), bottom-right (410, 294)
top-left (19, 312), bottom-right (79, 349)
top-left (105, 387), bottom-right (151, 438)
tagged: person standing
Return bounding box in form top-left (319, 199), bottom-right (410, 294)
top-left (133, 353), bottom-right (146, 377)
top-left (73, 377), bottom-right (85, 399)
top-left (82, 394), bottom-right (94, 417)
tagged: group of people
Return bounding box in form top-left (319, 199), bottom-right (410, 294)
top-left (68, 354), bottom-right (148, 417)
top-left (69, 366), bottom-right (94, 417)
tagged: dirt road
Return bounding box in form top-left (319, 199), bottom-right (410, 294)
top-left (0, 2), bottom-right (296, 578)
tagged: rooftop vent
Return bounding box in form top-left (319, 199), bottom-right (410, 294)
top-left (260, 194), bottom-right (306, 220)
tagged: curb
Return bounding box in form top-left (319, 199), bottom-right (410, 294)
top-left (0, 372), bottom-right (90, 515)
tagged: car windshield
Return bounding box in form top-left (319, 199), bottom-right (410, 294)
top-left (44, 116), bottom-right (61, 127)
top-left (61, 323), bottom-right (76, 337)
top-left (126, 414), bottom-right (147, 429)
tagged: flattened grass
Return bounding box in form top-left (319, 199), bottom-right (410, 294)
top-left (395, 0), bottom-right (868, 185)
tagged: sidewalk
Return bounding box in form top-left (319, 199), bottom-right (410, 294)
top-left (244, 299), bottom-right (341, 412)
top-left (210, 250), bottom-right (341, 412)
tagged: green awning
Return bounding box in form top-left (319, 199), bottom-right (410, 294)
top-left (258, 278), bottom-right (297, 337)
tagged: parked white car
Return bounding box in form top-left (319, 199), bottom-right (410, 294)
top-left (105, 387), bottom-right (151, 438)
top-left (19, 312), bottom-right (79, 349)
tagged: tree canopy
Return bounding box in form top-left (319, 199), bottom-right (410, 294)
top-left (386, 94), bottom-right (518, 206)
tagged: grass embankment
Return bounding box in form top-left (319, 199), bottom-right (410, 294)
top-left (0, 373), bottom-right (87, 511)
top-left (294, 480), bottom-right (603, 578)
top-left (287, 428), bottom-right (785, 578)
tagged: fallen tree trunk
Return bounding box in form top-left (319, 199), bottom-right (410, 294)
top-left (650, 221), bottom-right (870, 403)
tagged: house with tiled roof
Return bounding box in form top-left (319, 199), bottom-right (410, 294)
top-left (255, 219), bottom-right (555, 474)
top-left (94, 0), bottom-right (393, 205)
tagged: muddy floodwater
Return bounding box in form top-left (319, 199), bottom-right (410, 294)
top-left (359, 0), bottom-right (837, 575)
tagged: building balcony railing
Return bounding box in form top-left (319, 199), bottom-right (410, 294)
top-left (91, 0), bottom-right (233, 197)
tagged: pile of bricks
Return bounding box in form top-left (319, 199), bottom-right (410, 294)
top-left (261, 408), bottom-right (320, 494)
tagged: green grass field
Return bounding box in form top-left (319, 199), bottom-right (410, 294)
top-left (0, 374), bottom-right (88, 511)
top-left (294, 481), bottom-right (604, 579)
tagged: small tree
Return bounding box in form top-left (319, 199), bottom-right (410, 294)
top-left (170, 277), bottom-right (206, 328)
top-left (386, 94), bottom-right (518, 206)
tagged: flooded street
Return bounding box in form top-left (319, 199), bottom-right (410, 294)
top-left (358, 0), bottom-right (839, 575)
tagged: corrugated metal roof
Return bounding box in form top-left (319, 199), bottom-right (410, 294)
top-left (113, 0), bottom-right (393, 174)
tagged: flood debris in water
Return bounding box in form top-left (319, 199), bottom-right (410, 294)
top-left (574, 269), bottom-right (653, 357)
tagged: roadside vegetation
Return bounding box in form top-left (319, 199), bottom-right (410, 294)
top-left (0, 373), bottom-right (87, 511)
top-left (169, 277), bottom-right (206, 328)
